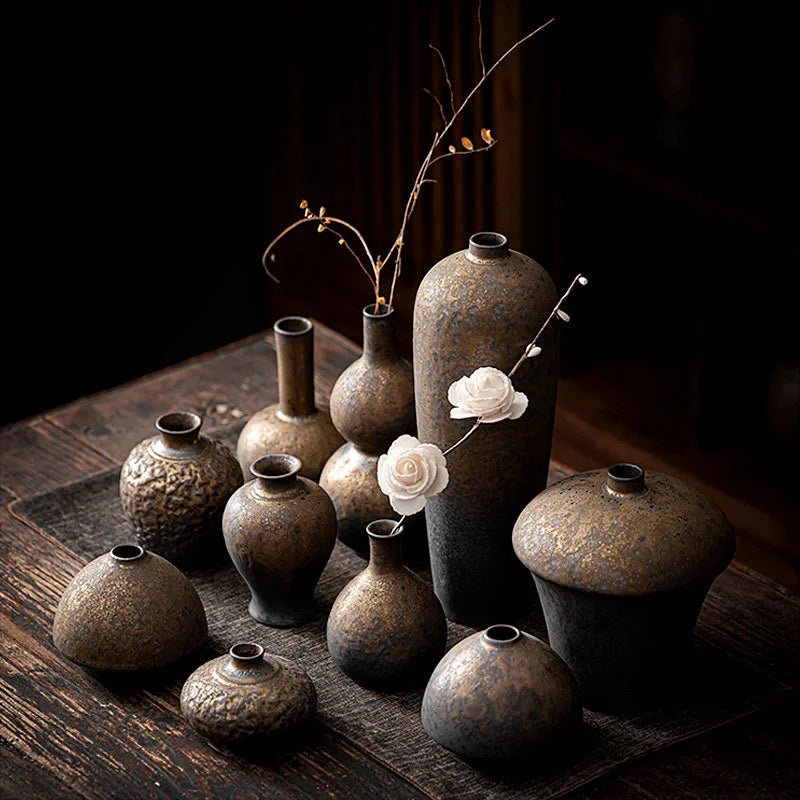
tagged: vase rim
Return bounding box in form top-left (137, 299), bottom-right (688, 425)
top-left (274, 315), bottom-right (313, 336)
top-left (250, 454), bottom-right (303, 481)
top-left (110, 544), bottom-right (146, 562)
top-left (362, 303), bottom-right (394, 319)
top-left (468, 231), bottom-right (509, 258)
top-left (605, 463), bottom-right (646, 495)
top-left (156, 411), bottom-right (202, 438)
top-left (483, 624), bottom-right (521, 645)
top-left (229, 642), bottom-right (265, 662)
top-left (366, 518), bottom-right (404, 539)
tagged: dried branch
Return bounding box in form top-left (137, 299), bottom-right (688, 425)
top-left (477, 0), bottom-right (486, 76)
top-left (429, 44), bottom-right (456, 118)
top-left (422, 87), bottom-right (447, 125)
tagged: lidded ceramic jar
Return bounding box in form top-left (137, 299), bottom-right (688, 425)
top-left (326, 519), bottom-right (446, 687)
top-left (53, 544), bottom-right (207, 672)
top-left (422, 625), bottom-right (580, 760)
top-left (223, 454), bottom-right (336, 627)
top-left (237, 316), bottom-right (343, 481)
top-left (180, 642), bottom-right (317, 744)
top-left (513, 463), bottom-right (736, 709)
top-left (120, 411), bottom-right (242, 563)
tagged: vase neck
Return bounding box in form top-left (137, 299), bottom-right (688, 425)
top-left (250, 454), bottom-right (304, 496)
top-left (366, 519), bottom-right (404, 573)
top-left (274, 316), bottom-right (316, 418)
top-left (362, 304), bottom-right (397, 364)
top-left (223, 643), bottom-right (277, 681)
top-left (154, 412), bottom-right (204, 457)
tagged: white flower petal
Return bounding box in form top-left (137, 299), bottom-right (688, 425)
top-left (507, 392), bottom-right (529, 420)
top-left (451, 406), bottom-right (478, 419)
top-left (387, 434), bottom-right (420, 457)
top-left (427, 465), bottom-right (449, 496)
top-left (390, 494), bottom-right (428, 516)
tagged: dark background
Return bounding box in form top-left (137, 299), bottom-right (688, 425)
top-left (6, 2), bottom-right (798, 585)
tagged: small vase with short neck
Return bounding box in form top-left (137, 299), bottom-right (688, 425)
top-left (320, 305), bottom-right (425, 563)
top-left (326, 519), bottom-right (446, 687)
top-left (222, 454), bottom-right (337, 627)
top-left (237, 316), bottom-right (343, 481)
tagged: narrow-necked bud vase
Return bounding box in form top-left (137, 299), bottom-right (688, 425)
top-left (237, 316), bottom-right (343, 481)
top-left (53, 544), bottom-right (207, 672)
top-left (223, 454), bottom-right (337, 627)
top-left (180, 642), bottom-right (317, 745)
top-left (422, 625), bottom-right (580, 759)
top-left (120, 411), bottom-right (243, 563)
top-left (326, 519), bottom-right (446, 687)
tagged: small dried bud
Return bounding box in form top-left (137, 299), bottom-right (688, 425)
top-left (299, 199), bottom-right (308, 209)
top-left (304, 208), bottom-right (311, 217)
top-left (460, 136), bottom-right (474, 151)
top-left (319, 205), bottom-right (326, 217)
top-left (448, 145), bottom-right (456, 154)
top-left (338, 238), bottom-right (345, 245)
top-left (396, 236), bottom-right (403, 246)
top-left (526, 345), bottom-right (542, 358)
top-left (324, 218), bottom-right (332, 224)
top-left (480, 128), bottom-right (493, 144)
top-left (269, 253), bottom-right (276, 263)
top-left (317, 224), bottom-right (325, 233)
top-left (377, 296), bottom-right (386, 305)
top-left (556, 309), bottom-right (570, 322)
top-left (578, 275), bottom-right (588, 286)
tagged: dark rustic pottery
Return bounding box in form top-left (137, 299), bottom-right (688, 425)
top-left (53, 544), bottom-right (207, 672)
top-left (223, 454), bottom-right (336, 627)
top-left (513, 463), bottom-right (736, 710)
top-left (237, 316), bottom-right (343, 481)
top-left (413, 232), bottom-right (559, 625)
top-left (326, 520), bottom-right (446, 687)
top-left (421, 624), bottom-right (580, 760)
top-left (180, 642), bottom-right (316, 744)
top-left (119, 411), bottom-right (242, 563)
top-left (320, 304), bottom-right (424, 562)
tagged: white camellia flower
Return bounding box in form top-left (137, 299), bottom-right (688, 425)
top-left (377, 434), bottom-right (449, 516)
top-left (448, 366), bottom-right (528, 423)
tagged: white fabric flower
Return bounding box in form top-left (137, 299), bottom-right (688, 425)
top-left (448, 366), bottom-right (528, 423)
top-left (377, 435), bottom-right (449, 516)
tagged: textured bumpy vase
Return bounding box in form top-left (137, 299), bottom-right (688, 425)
top-left (413, 232), bottom-right (559, 625)
top-left (422, 625), bottom-right (580, 759)
top-left (53, 544), bottom-right (207, 672)
top-left (327, 520), bottom-right (446, 687)
top-left (223, 454), bottom-right (336, 627)
top-left (120, 411), bottom-right (242, 563)
top-left (513, 463), bottom-right (736, 710)
top-left (180, 643), bottom-right (316, 744)
top-left (237, 316), bottom-right (343, 481)
top-left (320, 305), bottom-right (423, 562)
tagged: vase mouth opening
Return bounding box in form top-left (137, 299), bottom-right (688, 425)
top-left (362, 303), bottom-right (394, 319)
top-left (366, 518), bottom-right (404, 539)
top-left (110, 544), bottom-right (145, 562)
top-left (483, 624), bottom-right (521, 645)
top-left (274, 315), bottom-right (312, 336)
top-left (468, 231), bottom-right (509, 258)
top-left (250, 454), bottom-right (303, 481)
top-left (156, 411), bottom-right (202, 437)
top-left (606, 463), bottom-right (646, 494)
top-left (229, 642), bottom-right (264, 662)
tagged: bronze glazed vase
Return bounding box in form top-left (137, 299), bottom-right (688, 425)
top-left (53, 544), bottom-right (207, 672)
top-left (223, 454), bottom-right (337, 627)
top-left (180, 642), bottom-right (316, 745)
top-left (413, 232), bottom-right (559, 625)
top-left (326, 519), bottom-right (446, 687)
top-left (513, 463), bottom-right (736, 710)
top-left (421, 624), bottom-right (580, 760)
top-left (320, 304), bottom-right (423, 561)
top-left (237, 316), bottom-right (343, 481)
top-left (119, 411), bottom-right (242, 564)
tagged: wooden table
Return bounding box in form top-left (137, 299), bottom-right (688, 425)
top-left (1, 323), bottom-right (798, 800)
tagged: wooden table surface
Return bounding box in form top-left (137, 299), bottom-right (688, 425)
top-left (1, 322), bottom-right (798, 800)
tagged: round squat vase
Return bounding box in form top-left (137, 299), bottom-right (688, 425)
top-left (180, 642), bottom-right (316, 745)
top-left (223, 454), bottom-right (337, 627)
top-left (53, 544), bottom-right (207, 672)
top-left (327, 519), bottom-right (446, 687)
top-left (413, 232), bottom-right (559, 625)
top-left (237, 316), bottom-right (343, 481)
top-left (120, 411), bottom-right (242, 564)
top-left (320, 304), bottom-right (425, 563)
top-left (422, 624), bottom-right (580, 760)
top-left (512, 463), bottom-right (736, 710)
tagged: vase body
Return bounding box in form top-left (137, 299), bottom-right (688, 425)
top-left (120, 411), bottom-right (242, 564)
top-left (237, 316), bottom-right (343, 481)
top-left (327, 520), bottom-right (446, 687)
top-left (320, 304), bottom-right (425, 563)
top-left (223, 454), bottom-right (336, 627)
top-left (513, 463), bottom-right (735, 710)
top-left (53, 544), bottom-right (207, 672)
top-left (422, 625), bottom-right (580, 759)
top-left (413, 232), bottom-right (559, 625)
top-left (181, 643), bottom-right (316, 744)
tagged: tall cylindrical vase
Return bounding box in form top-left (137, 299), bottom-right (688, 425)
top-left (413, 232), bottom-right (559, 625)
top-left (237, 316), bottom-right (343, 481)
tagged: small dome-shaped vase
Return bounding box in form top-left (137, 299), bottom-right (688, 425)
top-left (53, 544), bottom-right (207, 672)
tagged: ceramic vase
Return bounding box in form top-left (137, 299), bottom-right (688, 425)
top-left (326, 519), bottom-right (446, 687)
top-left (237, 316), bottom-right (343, 481)
top-left (53, 544), bottom-right (207, 672)
top-left (223, 454), bottom-right (336, 627)
top-left (422, 625), bottom-right (580, 759)
top-left (513, 463), bottom-right (735, 710)
top-left (320, 304), bottom-right (425, 563)
top-left (180, 642), bottom-right (316, 744)
top-left (413, 232), bottom-right (559, 626)
top-left (120, 411), bottom-right (243, 563)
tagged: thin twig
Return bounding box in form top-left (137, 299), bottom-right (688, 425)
top-left (443, 420), bottom-right (481, 456)
top-left (423, 88), bottom-right (447, 125)
top-left (477, 0), bottom-right (486, 76)
top-left (429, 44), bottom-right (456, 117)
top-left (429, 141), bottom-right (496, 166)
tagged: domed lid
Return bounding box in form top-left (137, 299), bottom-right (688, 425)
top-left (513, 464), bottom-right (735, 596)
